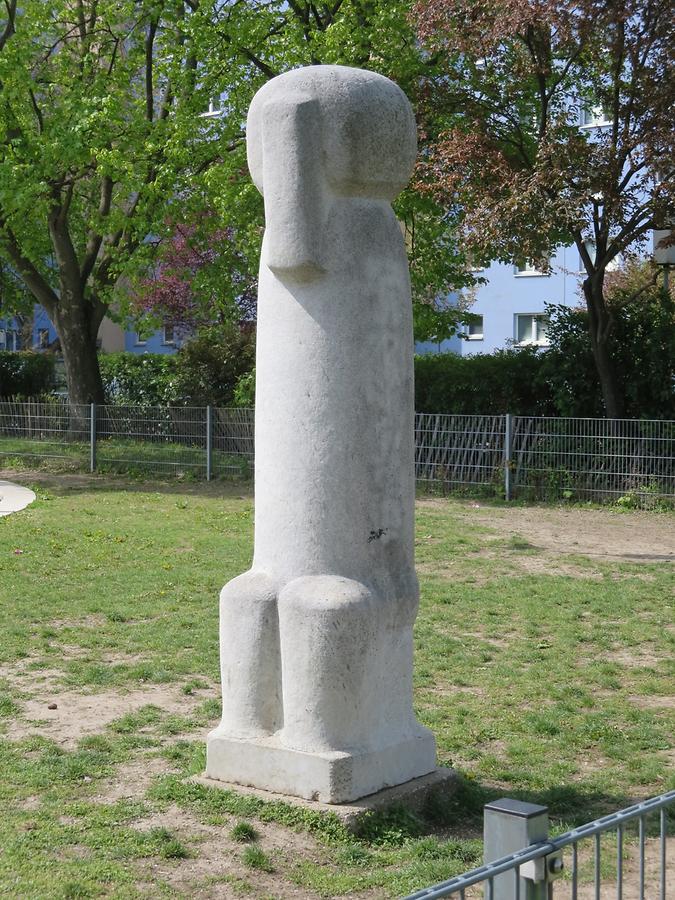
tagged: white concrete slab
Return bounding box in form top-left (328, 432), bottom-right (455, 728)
top-left (0, 480), bottom-right (36, 516)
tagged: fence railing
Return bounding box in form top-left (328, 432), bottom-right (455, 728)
top-left (0, 399), bottom-right (673, 505)
top-left (404, 789), bottom-right (674, 900)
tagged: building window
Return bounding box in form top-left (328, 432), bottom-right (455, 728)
top-left (37, 328), bottom-right (50, 349)
top-left (516, 314), bottom-right (549, 346)
top-left (465, 315), bottom-right (484, 340)
top-left (580, 105), bottom-right (610, 128)
top-left (134, 333), bottom-right (147, 346)
top-left (514, 259), bottom-right (547, 277)
top-left (0, 329), bottom-right (5, 349)
top-left (162, 325), bottom-right (175, 345)
top-left (579, 240), bottom-right (622, 272)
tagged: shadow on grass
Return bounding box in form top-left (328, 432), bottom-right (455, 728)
top-left (0, 466), bottom-right (254, 499)
top-left (418, 773), bottom-right (666, 840)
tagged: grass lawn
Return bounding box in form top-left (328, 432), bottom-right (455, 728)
top-left (0, 436), bottom-right (250, 479)
top-left (0, 474), bottom-right (673, 898)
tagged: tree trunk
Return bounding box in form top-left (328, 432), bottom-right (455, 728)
top-left (53, 290), bottom-right (106, 438)
top-left (582, 275), bottom-right (625, 419)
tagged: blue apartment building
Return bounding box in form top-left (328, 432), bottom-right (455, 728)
top-left (0, 308), bottom-right (184, 355)
top-left (415, 246), bottom-right (586, 357)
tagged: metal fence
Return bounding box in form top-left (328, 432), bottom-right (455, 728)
top-left (0, 400), bottom-right (673, 504)
top-left (405, 789), bottom-right (674, 900)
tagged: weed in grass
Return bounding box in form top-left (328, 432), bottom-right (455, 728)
top-left (355, 804), bottom-right (424, 846)
top-left (181, 678), bottom-right (209, 695)
top-left (336, 843), bottom-right (373, 866)
top-left (108, 705), bottom-right (164, 734)
top-left (106, 611), bottom-right (127, 623)
top-left (231, 821), bottom-right (259, 843)
top-left (242, 845), bottom-right (274, 872)
top-left (61, 881), bottom-right (95, 899)
top-left (145, 826), bottom-right (191, 859)
top-left (423, 777), bottom-right (488, 827)
top-left (507, 535), bottom-right (539, 552)
top-left (198, 697), bottom-right (221, 719)
top-left (148, 776), bottom-right (350, 843)
top-left (0, 694), bottom-right (20, 717)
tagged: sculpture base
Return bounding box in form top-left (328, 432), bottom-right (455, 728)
top-left (194, 767), bottom-right (458, 830)
top-left (205, 727), bottom-right (436, 804)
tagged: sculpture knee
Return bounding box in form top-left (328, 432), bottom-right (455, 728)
top-left (278, 575), bottom-right (382, 752)
top-left (217, 570), bottom-right (281, 737)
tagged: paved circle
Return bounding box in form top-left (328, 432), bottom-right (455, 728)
top-left (0, 480), bottom-right (36, 517)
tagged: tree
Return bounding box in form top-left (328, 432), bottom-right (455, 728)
top-left (0, 0), bottom-right (468, 405)
top-left (134, 220), bottom-right (257, 333)
top-left (541, 262), bottom-right (675, 418)
top-left (413, 0), bottom-right (675, 417)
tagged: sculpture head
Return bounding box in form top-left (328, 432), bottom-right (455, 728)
top-left (247, 65), bottom-right (417, 280)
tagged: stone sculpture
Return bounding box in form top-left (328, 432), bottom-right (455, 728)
top-left (206, 64), bottom-right (436, 803)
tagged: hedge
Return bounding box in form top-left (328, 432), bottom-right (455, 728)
top-left (414, 348), bottom-right (556, 416)
top-left (99, 352), bottom-right (179, 406)
top-left (99, 326), bottom-right (255, 407)
top-left (0, 351), bottom-right (55, 397)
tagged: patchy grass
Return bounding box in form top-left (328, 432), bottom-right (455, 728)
top-left (0, 474), bottom-right (673, 897)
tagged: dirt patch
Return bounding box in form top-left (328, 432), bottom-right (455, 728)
top-left (601, 647), bottom-right (669, 667)
top-left (457, 631), bottom-right (511, 649)
top-left (134, 804), bottom-right (332, 899)
top-left (627, 694), bottom-right (675, 709)
top-left (92, 755), bottom-right (173, 804)
top-left (439, 502), bottom-right (675, 564)
top-left (5, 675), bottom-right (217, 747)
top-left (514, 555), bottom-right (606, 579)
top-left (44, 614), bottom-right (109, 630)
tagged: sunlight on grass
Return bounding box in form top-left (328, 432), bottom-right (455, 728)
top-left (0, 477), bottom-right (672, 897)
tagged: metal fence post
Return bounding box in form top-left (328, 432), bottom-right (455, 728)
top-left (90, 403), bottom-right (97, 473)
top-left (206, 405), bottom-right (212, 481)
top-left (484, 799), bottom-right (549, 900)
top-left (504, 413), bottom-right (513, 501)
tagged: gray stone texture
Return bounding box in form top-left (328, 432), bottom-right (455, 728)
top-left (206, 65), bottom-right (436, 803)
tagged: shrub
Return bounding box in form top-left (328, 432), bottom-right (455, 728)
top-left (542, 272), bottom-right (675, 418)
top-left (0, 351), bottom-right (55, 397)
top-left (99, 352), bottom-right (179, 406)
top-left (173, 324), bottom-right (255, 407)
top-left (414, 347), bottom-right (555, 415)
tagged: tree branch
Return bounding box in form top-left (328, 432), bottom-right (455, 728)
top-left (0, 220), bottom-right (59, 313)
top-left (81, 175), bottom-right (114, 289)
top-left (28, 88), bottom-right (45, 134)
top-left (145, 17), bottom-right (158, 121)
top-left (48, 187), bottom-right (82, 299)
top-left (0, 0), bottom-right (17, 52)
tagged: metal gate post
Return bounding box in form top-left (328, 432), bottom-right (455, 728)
top-left (483, 799), bottom-right (549, 900)
top-left (90, 403), bottom-right (97, 473)
top-left (504, 413), bottom-right (513, 501)
top-left (206, 405), bottom-right (212, 481)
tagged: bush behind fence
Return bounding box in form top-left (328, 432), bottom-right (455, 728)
top-left (0, 399), bottom-right (673, 506)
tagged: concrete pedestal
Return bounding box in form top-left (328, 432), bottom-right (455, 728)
top-left (206, 727), bottom-right (436, 804)
top-left (195, 767), bottom-right (458, 830)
